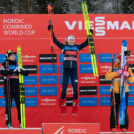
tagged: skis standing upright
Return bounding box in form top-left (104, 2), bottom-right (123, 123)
top-left (119, 40), bottom-right (128, 125)
top-left (82, 1), bottom-right (98, 77)
top-left (17, 46), bottom-right (25, 128)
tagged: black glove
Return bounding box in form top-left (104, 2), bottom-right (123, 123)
top-left (48, 24), bottom-right (53, 31)
top-left (90, 29), bottom-right (93, 34)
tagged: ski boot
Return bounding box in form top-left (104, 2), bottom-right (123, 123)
top-left (72, 99), bottom-right (79, 115)
top-left (8, 123), bottom-right (13, 129)
top-left (60, 99), bottom-right (67, 115)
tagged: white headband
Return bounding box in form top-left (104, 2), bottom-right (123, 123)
top-left (67, 35), bottom-right (75, 42)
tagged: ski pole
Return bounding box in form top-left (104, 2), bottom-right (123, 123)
top-left (111, 55), bottom-right (117, 128)
top-left (48, 4), bottom-right (55, 73)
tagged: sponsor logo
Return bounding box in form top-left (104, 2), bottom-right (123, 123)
top-left (59, 54), bottom-right (64, 63)
top-left (99, 75), bottom-right (112, 84)
top-left (80, 86), bottom-right (97, 95)
top-left (79, 64), bottom-right (93, 73)
top-left (0, 98), bottom-right (37, 107)
top-left (81, 76), bottom-right (96, 80)
top-left (40, 76), bottom-right (57, 84)
top-left (129, 86), bottom-right (134, 95)
top-left (99, 54), bottom-right (112, 63)
top-left (0, 98), bottom-right (14, 107)
top-left (65, 17), bottom-right (134, 36)
top-left (79, 54), bottom-right (97, 62)
top-left (0, 98), bottom-right (5, 107)
top-left (66, 97), bottom-right (73, 106)
top-left (22, 55), bottom-right (36, 63)
top-left (80, 75), bottom-right (97, 84)
top-left (23, 65), bottom-right (37, 74)
top-left (128, 97), bottom-right (134, 106)
top-left (80, 97), bottom-right (97, 106)
top-left (59, 65), bottom-right (63, 74)
top-left (79, 54), bottom-right (91, 62)
top-left (99, 65), bottom-right (111, 73)
top-left (128, 55), bottom-right (134, 62)
top-left (101, 66), bottom-right (110, 69)
top-left (42, 98), bottom-right (56, 103)
top-left (39, 54), bottom-right (57, 63)
top-left (65, 51), bottom-right (77, 55)
top-left (100, 86), bottom-right (111, 95)
top-left (100, 97), bottom-right (110, 106)
top-left (40, 65), bottom-right (57, 74)
top-left (40, 87), bottom-right (57, 96)
top-left (22, 55), bottom-right (36, 59)
top-left (25, 98), bottom-right (37, 107)
top-left (24, 76), bottom-right (37, 85)
top-left (25, 87), bottom-right (37, 96)
top-left (67, 88), bottom-right (73, 95)
top-left (0, 54), bottom-right (6, 63)
top-left (0, 87), bottom-right (4, 96)
top-left (54, 126), bottom-right (88, 134)
top-left (129, 64), bottom-right (134, 73)
top-left (40, 97), bottom-right (57, 106)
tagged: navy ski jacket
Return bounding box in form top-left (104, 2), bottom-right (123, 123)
top-left (52, 31), bottom-right (88, 69)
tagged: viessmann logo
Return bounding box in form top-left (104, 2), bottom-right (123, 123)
top-left (65, 16), bottom-right (134, 36)
top-left (54, 126), bottom-right (87, 134)
top-left (100, 66), bottom-right (110, 69)
top-left (22, 55), bottom-right (36, 63)
top-left (128, 55), bottom-right (134, 62)
top-left (81, 76), bottom-right (96, 80)
top-left (41, 98), bottom-right (56, 103)
top-left (80, 76), bottom-right (96, 84)
top-left (22, 55), bottom-right (36, 59)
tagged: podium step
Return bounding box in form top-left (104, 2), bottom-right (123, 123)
top-left (100, 132), bottom-right (134, 134)
top-left (0, 128), bottom-right (42, 134)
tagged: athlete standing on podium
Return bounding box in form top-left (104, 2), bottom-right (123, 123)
top-left (48, 24), bottom-right (93, 115)
top-left (0, 50), bottom-right (29, 128)
top-left (105, 54), bottom-right (134, 132)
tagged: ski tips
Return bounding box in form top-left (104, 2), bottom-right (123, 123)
top-left (122, 40), bottom-right (127, 47)
top-left (82, 1), bottom-right (98, 77)
top-left (17, 46), bottom-right (21, 49)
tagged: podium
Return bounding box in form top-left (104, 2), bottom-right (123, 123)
top-left (42, 123), bottom-right (100, 134)
top-left (0, 123), bottom-right (101, 134)
top-left (0, 128), bottom-right (42, 134)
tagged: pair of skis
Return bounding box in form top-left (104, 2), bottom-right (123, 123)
top-left (82, 1), bottom-right (98, 77)
top-left (119, 40), bottom-right (130, 125)
top-left (17, 46), bottom-right (26, 129)
top-left (112, 40), bottom-right (130, 127)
